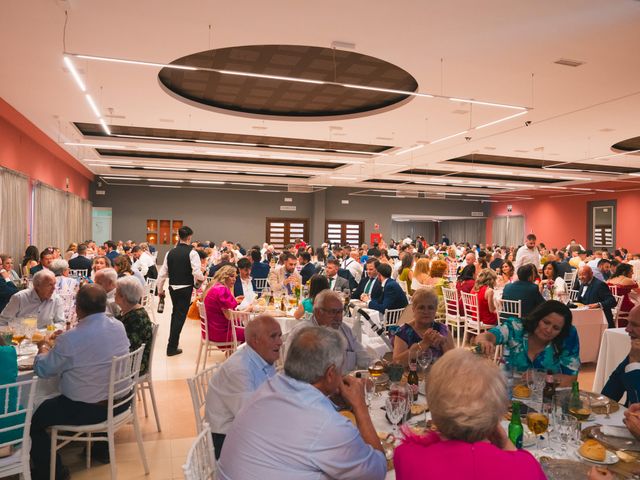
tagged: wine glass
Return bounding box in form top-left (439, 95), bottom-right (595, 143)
top-left (11, 322), bottom-right (27, 355)
top-left (526, 410), bottom-right (549, 452)
top-left (261, 287), bottom-right (271, 304)
top-left (361, 372), bottom-right (375, 410)
top-left (569, 393), bottom-right (592, 421)
top-left (385, 394), bottom-right (407, 436)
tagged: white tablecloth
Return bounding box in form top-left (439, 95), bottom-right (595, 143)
top-left (571, 307), bottom-right (607, 363)
top-left (593, 327), bottom-right (629, 392)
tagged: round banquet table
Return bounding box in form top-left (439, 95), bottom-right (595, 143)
top-left (593, 327), bottom-right (629, 393)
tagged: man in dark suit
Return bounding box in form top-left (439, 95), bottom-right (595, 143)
top-left (298, 252), bottom-right (316, 285)
top-left (29, 248), bottom-right (54, 275)
top-left (577, 265), bottom-right (617, 328)
top-left (324, 259), bottom-right (350, 294)
top-left (0, 267), bottom-right (18, 312)
top-left (602, 305), bottom-right (640, 405)
top-left (554, 251), bottom-right (573, 278)
top-left (352, 258), bottom-right (381, 300)
top-left (250, 249), bottom-right (270, 282)
top-left (503, 264), bottom-right (545, 318)
top-left (233, 258), bottom-right (251, 297)
top-left (68, 244), bottom-right (92, 272)
top-left (365, 263), bottom-right (408, 314)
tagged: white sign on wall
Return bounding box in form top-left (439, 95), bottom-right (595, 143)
top-left (280, 205), bottom-right (297, 211)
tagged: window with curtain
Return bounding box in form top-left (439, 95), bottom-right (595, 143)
top-left (492, 215), bottom-right (525, 247)
top-left (33, 182), bottom-right (93, 251)
top-left (0, 167), bottom-right (29, 265)
top-left (439, 219), bottom-right (487, 245)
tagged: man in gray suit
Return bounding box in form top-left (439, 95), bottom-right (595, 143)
top-left (325, 259), bottom-right (350, 294)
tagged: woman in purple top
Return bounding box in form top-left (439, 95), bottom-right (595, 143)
top-left (394, 348), bottom-right (546, 480)
top-left (392, 288), bottom-right (453, 366)
top-left (204, 265), bottom-right (243, 345)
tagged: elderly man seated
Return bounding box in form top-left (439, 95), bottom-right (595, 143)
top-left (218, 326), bottom-right (386, 480)
top-left (49, 259), bottom-right (78, 295)
top-left (0, 270), bottom-right (64, 328)
top-left (29, 284), bottom-right (130, 480)
top-left (285, 290), bottom-right (372, 373)
top-left (94, 268), bottom-right (120, 317)
top-left (576, 265), bottom-right (617, 328)
top-left (205, 315), bottom-right (282, 459)
top-left (603, 305), bottom-right (640, 405)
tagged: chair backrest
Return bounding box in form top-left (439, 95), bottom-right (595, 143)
top-left (563, 272), bottom-right (576, 290)
top-left (497, 298), bottom-right (521, 323)
top-left (609, 284), bottom-right (619, 296)
top-left (142, 322), bottom-right (159, 378)
top-left (613, 294), bottom-right (623, 312)
top-left (183, 423), bottom-right (216, 480)
top-left (383, 307), bottom-right (405, 329)
top-left (568, 289), bottom-right (579, 302)
top-left (0, 377), bottom-right (38, 454)
top-left (108, 345), bottom-right (145, 419)
top-left (460, 291), bottom-right (479, 322)
top-left (186, 365), bottom-right (219, 433)
top-left (197, 301), bottom-right (209, 341)
top-left (442, 287), bottom-right (459, 318)
top-left (254, 277), bottom-right (268, 293)
top-left (69, 268), bottom-right (88, 278)
top-left (225, 310), bottom-right (252, 349)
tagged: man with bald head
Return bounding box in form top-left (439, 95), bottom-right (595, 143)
top-left (205, 314), bottom-right (283, 458)
top-left (0, 269), bottom-right (64, 328)
top-left (577, 265), bottom-right (617, 328)
top-left (603, 306), bottom-right (640, 404)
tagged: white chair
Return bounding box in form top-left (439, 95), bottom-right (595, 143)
top-left (608, 284), bottom-right (619, 296)
top-left (397, 280), bottom-right (408, 294)
top-left (460, 291), bottom-right (492, 346)
top-left (568, 289), bottom-right (579, 302)
top-left (224, 309), bottom-right (252, 350)
top-left (49, 346), bottom-right (149, 480)
top-left (196, 302), bottom-right (234, 374)
top-left (183, 423), bottom-right (216, 480)
top-left (0, 377), bottom-right (38, 480)
top-left (254, 277), bottom-right (269, 294)
top-left (442, 287), bottom-right (464, 347)
top-left (136, 322), bottom-right (161, 432)
top-left (186, 365), bottom-right (219, 434)
top-left (383, 307), bottom-right (405, 332)
top-left (495, 299), bottom-right (521, 363)
top-left (563, 271), bottom-right (576, 291)
top-left (613, 294), bottom-right (626, 327)
top-left (141, 279), bottom-right (157, 323)
top-left (69, 268), bottom-right (88, 278)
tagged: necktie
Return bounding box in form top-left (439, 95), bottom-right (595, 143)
top-left (285, 273), bottom-right (293, 294)
top-left (365, 278), bottom-right (373, 294)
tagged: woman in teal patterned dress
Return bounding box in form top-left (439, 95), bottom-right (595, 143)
top-left (114, 276), bottom-right (153, 375)
top-left (476, 300), bottom-right (580, 387)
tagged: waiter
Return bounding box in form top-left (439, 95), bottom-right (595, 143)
top-left (157, 226), bottom-right (204, 356)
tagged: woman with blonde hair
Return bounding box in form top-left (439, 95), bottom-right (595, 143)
top-left (392, 288), bottom-right (453, 366)
top-left (394, 349), bottom-right (546, 479)
top-left (474, 268), bottom-right (498, 325)
top-left (203, 265), bottom-right (243, 345)
top-left (411, 258), bottom-right (431, 290)
top-left (64, 243), bottom-right (78, 261)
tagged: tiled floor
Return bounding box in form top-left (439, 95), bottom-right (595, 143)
top-left (56, 297), bottom-right (601, 479)
top-left (60, 295), bottom-right (225, 480)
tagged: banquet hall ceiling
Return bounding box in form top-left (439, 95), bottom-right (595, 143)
top-left (1, 0), bottom-right (640, 202)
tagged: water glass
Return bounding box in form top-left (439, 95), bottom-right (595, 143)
top-left (385, 394), bottom-right (407, 436)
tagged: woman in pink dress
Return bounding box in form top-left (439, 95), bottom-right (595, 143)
top-left (394, 348), bottom-right (546, 480)
top-left (607, 263), bottom-right (639, 326)
top-left (203, 265), bottom-right (244, 344)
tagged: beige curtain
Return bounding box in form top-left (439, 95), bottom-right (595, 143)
top-left (0, 167), bottom-right (29, 264)
top-left (440, 219), bottom-right (487, 245)
top-left (492, 215), bottom-right (525, 247)
top-left (34, 183), bottom-right (92, 250)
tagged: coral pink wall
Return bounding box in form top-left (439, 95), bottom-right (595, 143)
top-left (0, 97), bottom-right (93, 198)
top-left (487, 190), bottom-right (640, 252)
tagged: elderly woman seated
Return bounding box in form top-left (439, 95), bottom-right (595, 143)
top-left (114, 276), bottom-right (153, 375)
top-left (394, 348), bottom-right (546, 479)
top-left (392, 288), bottom-right (454, 366)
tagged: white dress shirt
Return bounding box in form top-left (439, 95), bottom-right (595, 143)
top-left (514, 245), bottom-right (541, 271)
top-left (205, 344), bottom-right (276, 435)
top-left (156, 243), bottom-right (205, 291)
top-left (218, 374), bottom-right (386, 480)
top-left (0, 288), bottom-right (65, 328)
top-left (33, 312), bottom-right (130, 403)
top-left (237, 276), bottom-right (256, 310)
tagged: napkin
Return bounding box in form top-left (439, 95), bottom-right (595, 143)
top-left (602, 425), bottom-right (635, 439)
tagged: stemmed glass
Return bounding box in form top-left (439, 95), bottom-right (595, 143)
top-left (361, 372), bottom-right (375, 411)
top-left (261, 287), bottom-right (272, 307)
top-left (10, 322), bottom-right (27, 355)
top-left (526, 409), bottom-right (549, 453)
top-left (386, 393), bottom-right (407, 436)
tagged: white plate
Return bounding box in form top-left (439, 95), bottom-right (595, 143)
top-left (574, 449), bottom-right (619, 465)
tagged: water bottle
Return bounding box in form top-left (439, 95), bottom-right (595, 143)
top-left (542, 284), bottom-right (551, 301)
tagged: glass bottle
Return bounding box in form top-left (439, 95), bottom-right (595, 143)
top-left (508, 401), bottom-right (524, 449)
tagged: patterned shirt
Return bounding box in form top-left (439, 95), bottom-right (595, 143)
top-left (118, 307), bottom-right (153, 375)
top-left (395, 322), bottom-right (450, 362)
top-left (489, 317), bottom-right (580, 375)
